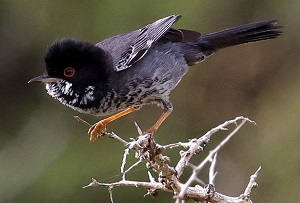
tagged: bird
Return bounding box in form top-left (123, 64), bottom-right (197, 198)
top-left (28, 15), bottom-right (282, 142)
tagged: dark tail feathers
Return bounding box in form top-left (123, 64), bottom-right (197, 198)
top-left (197, 20), bottom-right (282, 50)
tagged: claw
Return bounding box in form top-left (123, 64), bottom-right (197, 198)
top-left (86, 107), bottom-right (137, 142)
top-left (88, 121), bottom-right (107, 142)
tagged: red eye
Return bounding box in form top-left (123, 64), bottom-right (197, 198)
top-left (64, 67), bottom-right (75, 78)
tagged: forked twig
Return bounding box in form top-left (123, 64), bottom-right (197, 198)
top-left (82, 116), bottom-right (259, 203)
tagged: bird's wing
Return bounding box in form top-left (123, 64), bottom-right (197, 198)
top-left (114, 15), bottom-right (181, 72)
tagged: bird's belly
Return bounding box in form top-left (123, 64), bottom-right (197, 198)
top-left (94, 87), bottom-right (168, 116)
top-left (72, 87), bottom-right (165, 117)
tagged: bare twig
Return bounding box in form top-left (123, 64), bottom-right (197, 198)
top-left (74, 115), bottom-right (92, 127)
top-left (83, 116), bottom-right (259, 203)
top-left (121, 148), bottom-right (130, 177)
top-left (243, 166), bottom-right (262, 201)
top-left (209, 153), bottom-right (218, 185)
top-left (147, 171), bottom-right (156, 183)
top-left (104, 132), bottom-right (128, 146)
top-left (82, 178), bottom-right (99, 188)
top-left (177, 118), bottom-right (251, 200)
top-left (175, 116), bottom-right (255, 178)
top-left (108, 186), bottom-right (114, 203)
top-left (84, 179), bottom-right (171, 191)
top-left (122, 158), bottom-right (143, 180)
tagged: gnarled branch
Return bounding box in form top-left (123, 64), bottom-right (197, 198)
top-left (83, 116), bottom-right (259, 203)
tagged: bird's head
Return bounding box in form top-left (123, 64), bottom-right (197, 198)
top-left (29, 38), bottom-right (110, 85)
top-left (28, 38), bottom-right (111, 110)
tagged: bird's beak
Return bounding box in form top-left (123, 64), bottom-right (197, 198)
top-left (28, 74), bottom-right (61, 83)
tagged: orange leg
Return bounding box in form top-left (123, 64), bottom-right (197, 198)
top-left (144, 109), bottom-right (172, 134)
top-left (88, 107), bottom-right (137, 142)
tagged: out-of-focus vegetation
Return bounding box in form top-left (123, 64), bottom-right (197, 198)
top-left (0, 0), bottom-right (299, 202)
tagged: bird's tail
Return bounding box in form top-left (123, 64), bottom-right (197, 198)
top-left (184, 20), bottom-right (282, 65)
top-left (198, 20), bottom-right (282, 49)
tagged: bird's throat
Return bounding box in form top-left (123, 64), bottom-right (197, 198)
top-left (45, 80), bottom-right (97, 114)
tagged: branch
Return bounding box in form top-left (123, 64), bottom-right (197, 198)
top-left (177, 117), bottom-right (252, 200)
top-left (82, 116), bottom-right (259, 203)
top-left (175, 116), bottom-right (255, 177)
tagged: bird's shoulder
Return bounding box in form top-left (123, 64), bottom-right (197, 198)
top-left (95, 15), bottom-right (201, 73)
top-left (95, 31), bottom-right (140, 65)
top-left (96, 15), bottom-right (183, 71)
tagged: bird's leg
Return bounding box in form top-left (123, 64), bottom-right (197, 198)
top-left (88, 107), bottom-right (137, 142)
top-left (144, 100), bottom-right (173, 134)
top-left (144, 110), bottom-right (172, 134)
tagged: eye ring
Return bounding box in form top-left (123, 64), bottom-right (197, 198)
top-left (64, 67), bottom-right (75, 78)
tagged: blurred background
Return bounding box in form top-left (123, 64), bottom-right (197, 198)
top-left (0, 0), bottom-right (299, 202)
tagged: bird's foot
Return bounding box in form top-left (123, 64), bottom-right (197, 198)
top-left (143, 128), bottom-right (156, 136)
top-left (88, 120), bottom-right (107, 142)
